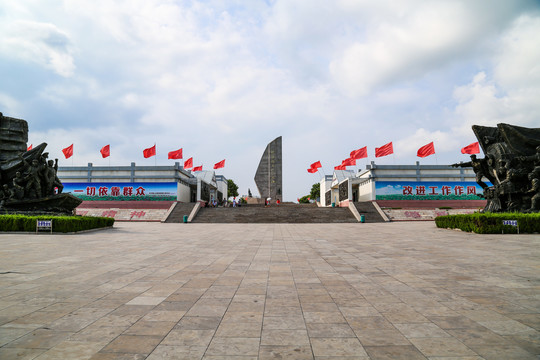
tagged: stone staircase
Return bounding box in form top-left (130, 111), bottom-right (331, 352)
top-left (353, 202), bottom-right (386, 223)
top-left (191, 203), bottom-right (358, 223)
top-left (164, 202), bottom-right (197, 223)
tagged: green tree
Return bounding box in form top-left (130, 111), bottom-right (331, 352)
top-left (298, 195), bottom-right (310, 203)
top-left (227, 179), bottom-right (239, 198)
top-left (310, 183), bottom-right (320, 200)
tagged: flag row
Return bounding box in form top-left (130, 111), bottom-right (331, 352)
top-left (307, 141), bottom-right (480, 173)
top-left (28, 143), bottom-right (226, 171)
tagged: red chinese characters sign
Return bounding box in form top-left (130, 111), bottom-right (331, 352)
top-left (376, 181), bottom-right (486, 200)
top-left (63, 182), bottom-right (177, 201)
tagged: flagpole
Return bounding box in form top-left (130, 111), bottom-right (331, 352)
top-left (154, 143), bottom-right (157, 166)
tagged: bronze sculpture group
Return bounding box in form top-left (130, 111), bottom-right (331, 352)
top-left (453, 124), bottom-right (540, 213)
top-left (0, 113), bottom-right (80, 214)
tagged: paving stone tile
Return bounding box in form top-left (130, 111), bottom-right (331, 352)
top-left (4, 328), bottom-right (72, 349)
top-left (307, 323), bottom-right (356, 338)
top-left (427, 315), bottom-right (485, 330)
top-left (203, 356), bottom-right (258, 360)
top-left (0, 326), bottom-right (35, 346)
top-left (205, 337), bottom-right (260, 356)
top-left (264, 305), bottom-right (303, 317)
top-left (141, 310), bottom-right (186, 322)
top-left (261, 329), bottom-right (310, 346)
top-left (215, 322), bottom-right (261, 337)
top-left (310, 337), bottom-right (367, 357)
top-left (125, 296), bottom-right (166, 306)
top-left (409, 337), bottom-right (477, 357)
top-left (100, 335), bottom-right (162, 355)
top-left (32, 340), bottom-right (104, 360)
top-left (263, 316), bottom-right (306, 330)
top-left (259, 345), bottom-right (313, 359)
top-left (0, 347), bottom-right (45, 360)
top-left (364, 345), bottom-right (427, 360)
top-left (69, 325), bottom-right (126, 343)
top-left (446, 327), bottom-right (512, 346)
top-left (146, 345), bottom-right (206, 360)
top-left (340, 306), bottom-right (381, 317)
top-left (303, 311), bottom-right (347, 324)
top-left (346, 316), bottom-right (395, 331)
top-left (354, 328), bottom-right (411, 346)
top-left (503, 333), bottom-right (540, 355)
top-left (162, 329), bottom-right (215, 346)
top-left (478, 320), bottom-right (538, 335)
top-left (393, 322), bottom-right (450, 338)
top-left (222, 312), bottom-right (263, 324)
top-left (89, 353), bottom-right (147, 359)
top-left (124, 320), bottom-right (176, 336)
top-left (469, 344), bottom-right (537, 359)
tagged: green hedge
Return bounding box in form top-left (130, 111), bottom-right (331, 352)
top-left (435, 213), bottom-right (540, 234)
top-left (0, 215), bottom-right (114, 233)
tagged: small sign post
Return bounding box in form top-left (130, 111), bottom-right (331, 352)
top-left (502, 220), bottom-right (519, 234)
top-left (36, 220), bottom-right (53, 234)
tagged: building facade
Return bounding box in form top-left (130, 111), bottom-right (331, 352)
top-left (321, 161), bottom-right (482, 207)
top-left (57, 162), bottom-right (227, 203)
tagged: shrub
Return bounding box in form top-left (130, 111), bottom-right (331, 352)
top-left (0, 215), bottom-right (114, 233)
top-left (435, 213), bottom-right (540, 234)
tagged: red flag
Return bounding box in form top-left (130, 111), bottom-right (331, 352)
top-left (168, 148), bottom-right (183, 159)
top-left (417, 142), bottom-right (435, 158)
top-left (214, 159), bottom-right (225, 169)
top-left (100, 144), bottom-right (110, 158)
top-left (310, 161), bottom-right (322, 169)
top-left (342, 158), bottom-right (356, 166)
top-left (334, 164), bottom-right (346, 170)
top-left (307, 167), bottom-right (318, 173)
top-left (375, 142), bottom-right (393, 158)
top-left (184, 157), bottom-right (193, 169)
top-left (27, 144), bottom-right (32, 151)
top-left (143, 144), bottom-right (156, 158)
top-left (461, 142), bottom-right (480, 155)
top-left (193, 165), bottom-right (203, 172)
top-left (62, 144), bottom-right (73, 159)
top-left (350, 146), bottom-right (367, 159)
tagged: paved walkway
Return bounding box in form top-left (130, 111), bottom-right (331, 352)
top-left (0, 222), bottom-right (538, 359)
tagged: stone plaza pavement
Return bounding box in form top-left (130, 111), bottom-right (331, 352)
top-left (0, 222), bottom-right (538, 360)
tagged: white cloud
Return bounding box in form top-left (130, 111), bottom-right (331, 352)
top-left (452, 15), bottom-right (540, 135)
top-left (0, 20), bottom-right (75, 77)
top-left (329, 0), bottom-right (534, 96)
top-left (0, 93), bottom-right (21, 116)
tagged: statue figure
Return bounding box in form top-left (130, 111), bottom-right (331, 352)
top-left (526, 167), bottom-right (540, 212)
top-left (42, 159), bottom-right (63, 196)
top-left (2, 184), bottom-right (15, 201)
top-left (20, 156), bottom-right (42, 199)
top-left (12, 171), bottom-right (25, 200)
top-left (452, 154), bottom-right (496, 189)
top-left (519, 145), bottom-right (540, 166)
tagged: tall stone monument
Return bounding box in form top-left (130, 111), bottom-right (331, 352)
top-left (255, 136), bottom-right (282, 202)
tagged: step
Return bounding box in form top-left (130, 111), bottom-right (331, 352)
top-left (192, 205), bottom-right (357, 223)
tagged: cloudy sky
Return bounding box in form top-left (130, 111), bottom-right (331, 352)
top-left (1, 0), bottom-right (539, 201)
